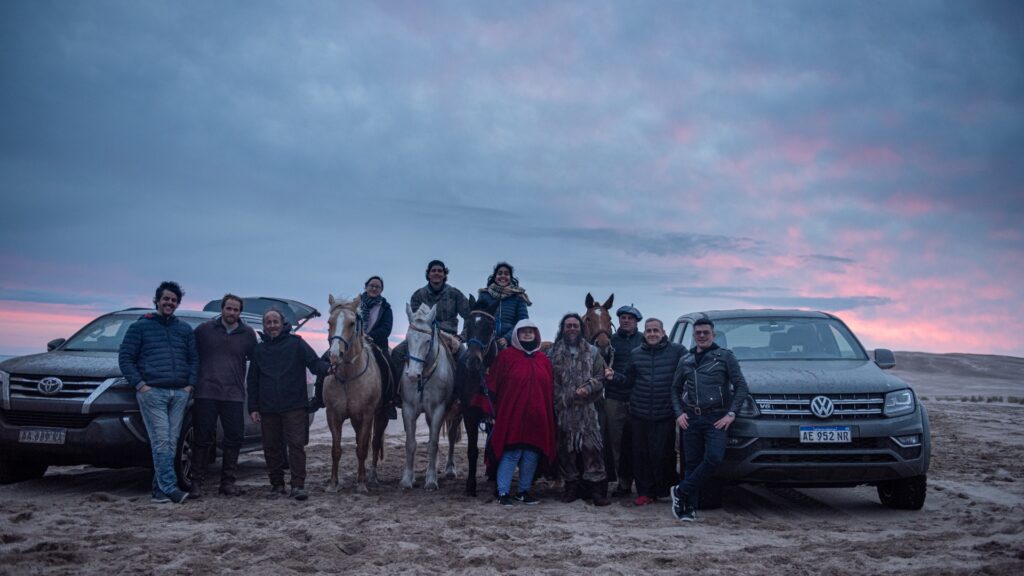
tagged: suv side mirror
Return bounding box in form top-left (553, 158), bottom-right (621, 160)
top-left (874, 348), bottom-right (896, 370)
top-left (47, 338), bottom-right (66, 352)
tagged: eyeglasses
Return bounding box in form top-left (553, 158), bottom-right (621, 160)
top-left (694, 330), bottom-right (713, 336)
top-left (367, 284), bottom-right (382, 290)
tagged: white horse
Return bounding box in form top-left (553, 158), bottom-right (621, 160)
top-left (399, 303), bottom-right (457, 490)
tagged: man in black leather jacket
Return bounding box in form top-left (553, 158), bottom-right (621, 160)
top-left (670, 318), bottom-right (749, 521)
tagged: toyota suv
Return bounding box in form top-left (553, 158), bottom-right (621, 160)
top-left (0, 297), bottom-right (319, 488)
top-left (669, 309), bottom-right (930, 510)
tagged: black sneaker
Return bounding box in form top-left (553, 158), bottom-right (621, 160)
top-left (680, 508), bottom-right (697, 522)
top-left (515, 491), bottom-right (540, 505)
top-left (268, 484), bottom-right (287, 498)
top-left (290, 487), bottom-right (309, 501)
top-left (167, 489), bottom-right (189, 504)
top-left (151, 490), bottom-right (171, 504)
top-left (497, 493), bottom-right (515, 507)
top-left (670, 485), bottom-right (687, 520)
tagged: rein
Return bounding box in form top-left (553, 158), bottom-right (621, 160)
top-left (584, 312), bottom-right (616, 370)
top-left (407, 321), bottom-right (441, 399)
top-left (328, 305), bottom-right (370, 382)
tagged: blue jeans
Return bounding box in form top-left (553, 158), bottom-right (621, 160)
top-left (496, 447), bottom-right (540, 496)
top-left (137, 387), bottom-right (190, 495)
top-left (678, 413), bottom-right (728, 509)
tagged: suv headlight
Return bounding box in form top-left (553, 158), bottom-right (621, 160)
top-left (884, 389), bottom-right (915, 417)
top-left (0, 370), bottom-right (9, 410)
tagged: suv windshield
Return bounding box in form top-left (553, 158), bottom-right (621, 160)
top-left (713, 317), bottom-right (868, 361)
top-left (62, 313), bottom-right (207, 352)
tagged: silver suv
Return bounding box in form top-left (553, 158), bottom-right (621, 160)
top-left (0, 297), bottom-right (318, 487)
top-left (670, 309), bottom-right (930, 510)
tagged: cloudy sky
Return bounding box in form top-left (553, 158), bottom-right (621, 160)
top-left (1, 1), bottom-right (1022, 357)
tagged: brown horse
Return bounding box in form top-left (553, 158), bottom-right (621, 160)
top-left (583, 293), bottom-right (615, 363)
top-left (324, 294), bottom-right (386, 493)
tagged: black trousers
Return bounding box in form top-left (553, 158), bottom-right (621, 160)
top-left (630, 416), bottom-right (676, 499)
top-left (193, 398), bottom-right (244, 452)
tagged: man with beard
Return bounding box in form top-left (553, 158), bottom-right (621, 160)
top-left (550, 313), bottom-right (611, 506)
top-left (191, 293), bottom-right (257, 498)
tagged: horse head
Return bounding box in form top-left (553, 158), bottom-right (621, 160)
top-left (583, 292), bottom-right (615, 351)
top-left (328, 294), bottom-right (362, 365)
top-left (463, 294), bottom-right (497, 376)
top-left (404, 302), bottom-right (437, 379)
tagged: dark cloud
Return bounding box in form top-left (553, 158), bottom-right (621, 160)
top-left (668, 286), bottom-right (891, 311)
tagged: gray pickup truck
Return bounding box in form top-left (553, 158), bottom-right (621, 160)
top-left (0, 297), bottom-right (319, 488)
top-left (670, 309), bottom-right (930, 510)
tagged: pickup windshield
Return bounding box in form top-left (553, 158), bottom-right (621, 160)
top-left (713, 317), bottom-right (868, 361)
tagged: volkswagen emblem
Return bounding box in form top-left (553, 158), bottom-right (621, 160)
top-left (810, 395), bottom-right (834, 418)
top-left (38, 377), bottom-right (64, 395)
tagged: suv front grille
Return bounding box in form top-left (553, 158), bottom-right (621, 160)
top-left (1, 409), bottom-right (96, 429)
top-left (753, 393), bottom-right (884, 420)
top-left (752, 453), bottom-right (897, 464)
top-left (8, 374), bottom-right (107, 400)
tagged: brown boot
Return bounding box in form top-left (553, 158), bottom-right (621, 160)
top-left (590, 481), bottom-right (611, 507)
top-left (560, 481), bottom-right (580, 503)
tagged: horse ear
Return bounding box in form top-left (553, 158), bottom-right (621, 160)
top-left (329, 294), bottom-right (336, 307)
top-left (406, 302), bottom-right (414, 321)
top-left (585, 292), bottom-right (595, 309)
top-left (603, 294), bottom-right (614, 310)
top-left (468, 294), bottom-right (477, 310)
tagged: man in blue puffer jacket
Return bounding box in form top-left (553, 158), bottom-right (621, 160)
top-left (118, 281), bottom-right (198, 504)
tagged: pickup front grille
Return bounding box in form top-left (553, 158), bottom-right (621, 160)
top-left (8, 374), bottom-right (107, 400)
top-left (753, 393), bottom-right (884, 420)
top-left (1, 409), bottom-right (96, 429)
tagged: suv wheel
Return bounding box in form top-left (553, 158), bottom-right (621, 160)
top-left (0, 453), bottom-right (48, 484)
top-left (174, 415), bottom-right (194, 491)
top-left (877, 475), bottom-right (927, 510)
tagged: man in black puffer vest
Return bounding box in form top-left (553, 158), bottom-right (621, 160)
top-left (624, 318), bottom-right (685, 506)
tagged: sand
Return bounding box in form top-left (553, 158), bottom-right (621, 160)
top-left (2, 351), bottom-right (1022, 575)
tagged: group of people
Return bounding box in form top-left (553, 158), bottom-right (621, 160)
top-left (117, 258), bottom-right (750, 523)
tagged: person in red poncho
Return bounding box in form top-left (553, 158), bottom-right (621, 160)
top-left (484, 319), bottom-right (556, 506)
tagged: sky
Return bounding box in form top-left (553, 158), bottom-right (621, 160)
top-left (1, 1), bottom-right (1022, 358)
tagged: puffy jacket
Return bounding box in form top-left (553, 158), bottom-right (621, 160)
top-left (671, 344), bottom-right (750, 416)
top-left (625, 337), bottom-right (685, 421)
top-left (476, 291), bottom-right (529, 343)
top-left (246, 326), bottom-right (330, 414)
top-left (118, 313), bottom-right (198, 391)
top-left (604, 328), bottom-right (643, 402)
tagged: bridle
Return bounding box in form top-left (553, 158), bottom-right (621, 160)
top-left (465, 309), bottom-right (497, 357)
top-left (406, 319), bottom-right (440, 398)
top-left (327, 305), bottom-right (370, 383)
top-left (584, 307), bottom-right (617, 370)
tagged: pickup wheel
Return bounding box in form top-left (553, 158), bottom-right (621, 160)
top-left (877, 475), bottom-right (927, 510)
top-left (0, 453), bottom-right (48, 484)
top-left (174, 415), bottom-right (195, 491)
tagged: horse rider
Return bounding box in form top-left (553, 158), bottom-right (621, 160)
top-left (476, 261), bottom-right (531, 349)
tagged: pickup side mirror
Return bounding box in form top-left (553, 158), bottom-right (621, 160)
top-left (47, 338), bottom-right (66, 352)
top-left (874, 348), bottom-right (896, 370)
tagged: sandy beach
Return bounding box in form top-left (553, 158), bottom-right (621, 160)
top-left (2, 351), bottom-right (1022, 575)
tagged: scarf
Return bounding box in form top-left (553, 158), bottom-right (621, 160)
top-left (359, 292), bottom-right (382, 332)
top-left (482, 283), bottom-right (533, 306)
top-left (550, 338), bottom-right (602, 452)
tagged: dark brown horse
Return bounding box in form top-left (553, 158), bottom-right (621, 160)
top-left (455, 295), bottom-right (499, 497)
top-left (583, 293), bottom-right (615, 366)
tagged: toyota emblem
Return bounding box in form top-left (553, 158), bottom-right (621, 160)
top-left (810, 395), bottom-right (834, 418)
top-left (38, 377), bottom-right (64, 395)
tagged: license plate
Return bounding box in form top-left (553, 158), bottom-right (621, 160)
top-left (19, 428), bottom-right (67, 445)
top-left (799, 426), bottom-right (851, 443)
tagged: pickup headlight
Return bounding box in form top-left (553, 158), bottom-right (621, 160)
top-left (737, 396), bottom-right (760, 418)
top-left (884, 389), bottom-right (915, 417)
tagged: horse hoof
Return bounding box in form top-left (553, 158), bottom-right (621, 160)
top-left (424, 480), bottom-right (439, 491)
top-left (326, 484), bottom-right (340, 493)
top-left (400, 479), bottom-right (414, 490)
top-left (357, 483), bottom-right (369, 494)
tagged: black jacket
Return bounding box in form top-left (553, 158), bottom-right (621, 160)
top-left (671, 344), bottom-right (750, 416)
top-left (246, 326), bottom-right (329, 414)
top-left (365, 298), bottom-right (393, 351)
top-left (118, 313), bottom-right (198, 390)
top-left (625, 337), bottom-right (686, 421)
top-left (604, 328), bottom-right (643, 402)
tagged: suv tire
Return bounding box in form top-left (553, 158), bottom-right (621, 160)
top-left (0, 453), bottom-right (48, 484)
top-left (877, 475), bottom-right (927, 510)
top-left (174, 413), bottom-right (194, 491)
